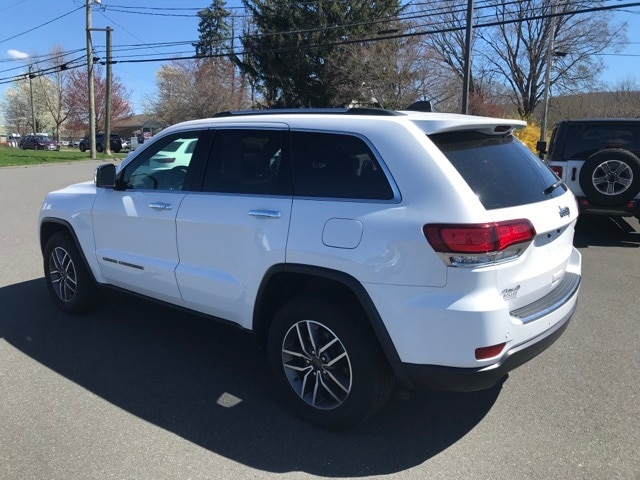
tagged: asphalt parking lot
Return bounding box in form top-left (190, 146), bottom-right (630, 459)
top-left (1, 161), bottom-right (639, 480)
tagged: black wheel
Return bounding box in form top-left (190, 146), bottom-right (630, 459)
top-left (43, 232), bottom-right (97, 313)
top-left (579, 149), bottom-right (640, 206)
top-left (79, 143), bottom-right (86, 152)
top-left (96, 143), bottom-right (104, 153)
top-left (267, 295), bottom-right (394, 430)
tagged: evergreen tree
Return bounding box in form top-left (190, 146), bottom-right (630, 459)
top-left (193, 0), bottom-right (233, 57)
top-left (238, 0), bottom-right (402, 107)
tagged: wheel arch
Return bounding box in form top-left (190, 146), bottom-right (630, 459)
top-left (253, 263), bottom-right (411, 386)
top-left (40, 219), bottom-right (98, 283)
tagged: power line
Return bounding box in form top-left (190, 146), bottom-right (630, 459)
top-left (0, 6), bottom-right (84, 44)
top-left (1, 1), bottom-right (638, 86)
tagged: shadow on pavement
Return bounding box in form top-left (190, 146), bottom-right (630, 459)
top-left (1, 279), bottom-right (501, 477)
top-left (573, 215), bottom-right (640, 248)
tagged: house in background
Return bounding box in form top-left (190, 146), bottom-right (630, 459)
top-left (113, 114), bottom-right (164, 141)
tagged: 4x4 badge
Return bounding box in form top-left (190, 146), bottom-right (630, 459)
top-left (558, 206), bottom-right (570, 218)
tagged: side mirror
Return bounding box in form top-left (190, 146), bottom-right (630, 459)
top-left (94, 163), bottom-right (116, 188)
top-left (536, 140), bottom-right (547, 157)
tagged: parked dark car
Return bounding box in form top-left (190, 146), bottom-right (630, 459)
top-left (19, 135), bottom-right (60, 151)
top-left (79, 134), bottom-right (122, 153)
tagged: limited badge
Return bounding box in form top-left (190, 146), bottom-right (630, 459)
top-left (501, 285), bottom-right (520, 301)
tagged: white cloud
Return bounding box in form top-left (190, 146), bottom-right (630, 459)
top-left (7, 49), bottom-right (29, 59)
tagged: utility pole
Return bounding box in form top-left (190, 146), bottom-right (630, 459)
top-left (88, 26), bottom-right (113, 155)
top-left (540, 2), bottom-right (558, 147)
top-left (86, 0), bottom-right (97, 159)
top-left (105, 26), bottom-right (112, 155)
top-left (28, 65), bottom-right (36, 134)
top-left (461, 0), bottom-right (474, 114)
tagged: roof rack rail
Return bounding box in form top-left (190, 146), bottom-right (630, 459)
top-left (213, 107), bottom-right (402, 118)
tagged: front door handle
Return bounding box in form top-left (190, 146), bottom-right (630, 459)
top-left (248, 209), bottom-right (282, 219)
top-left (148, 202), bottom-right (172, 210)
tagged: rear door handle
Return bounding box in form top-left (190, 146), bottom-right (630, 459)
top-left (148, 202), bottom-right (172, 210)
top-left (248, 209), bottom-right (282, 219)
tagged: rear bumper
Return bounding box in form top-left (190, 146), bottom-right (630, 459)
top-left (577, 196), bottom-right (640, 217)
top-left (399, 286), bottom-right (577, 392)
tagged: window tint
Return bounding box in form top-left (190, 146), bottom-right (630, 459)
top-left (121, 132), bottom-right (201, 191)
top-left (562, 123), bottom-right (640, 160)
top-left (291, 131), bottom-right (393, 200)
top-left (430, 131), bottom-right (565, 209)
top-left (202, 129), bottom-right (288, 195)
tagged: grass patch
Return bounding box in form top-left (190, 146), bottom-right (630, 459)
top-left (0, 146), bottom-right (127, 167)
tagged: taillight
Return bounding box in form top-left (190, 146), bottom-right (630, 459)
top-left (550, 165), bottom-right (563, 178)
top-left (423, 220), bottom-right (536, 267)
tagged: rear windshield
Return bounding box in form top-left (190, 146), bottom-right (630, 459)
top-left (561, 123), bottom-right (640, 160)
top-left (430, 131), bottom-right (565, 210)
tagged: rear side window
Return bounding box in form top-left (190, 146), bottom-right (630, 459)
top-left (291, 131), bottom-right (394, 200)
top-left (430, 131), bottom-right (565, 210)
top-left (202, 129), bottom-right (289, 195)
top-left (562, 123), bottom-right (640, 160)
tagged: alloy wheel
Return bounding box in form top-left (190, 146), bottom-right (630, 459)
top-left (48, 246), bottom-right (78, 302)
top-left (281, 320), bottom-right (353, 410)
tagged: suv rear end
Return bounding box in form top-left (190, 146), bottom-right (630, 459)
top-left (545, 119), bottom-right (640, 218)
top-left (332, 113), bottom-right (582, 391)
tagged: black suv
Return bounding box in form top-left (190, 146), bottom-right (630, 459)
top-left (543, 119), bottom-right (640, 218)
top-left (79, 134), bottom-right (122, 153)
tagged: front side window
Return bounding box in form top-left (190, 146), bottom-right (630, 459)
top-left (120, 132), bottom-right (202, 191)
top-left (201, 129), bottom-right (289, 195)
top-left (291, 131), bottom-right (394, 200)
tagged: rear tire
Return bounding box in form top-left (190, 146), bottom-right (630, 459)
top-left (267, 295), bottom-right (394, 430)
top-left (43, 232), bottom-right (97, 313)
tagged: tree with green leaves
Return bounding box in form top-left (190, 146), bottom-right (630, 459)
top-left (237, 0), bottom-right (403, 107)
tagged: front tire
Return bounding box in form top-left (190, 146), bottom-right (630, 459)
top-left (43, 232), bottom-right (97, 313)
top-left (267, 295), bottom-right (394, 430)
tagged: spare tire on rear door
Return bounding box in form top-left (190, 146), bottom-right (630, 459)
top-left (578, 148), bottom-right (640, 206)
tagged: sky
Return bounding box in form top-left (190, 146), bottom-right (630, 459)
top-left (0, 0), bottom-right (639, 118)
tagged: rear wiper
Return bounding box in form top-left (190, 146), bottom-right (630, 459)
top-left (543, 179), bottom-right (565, 195)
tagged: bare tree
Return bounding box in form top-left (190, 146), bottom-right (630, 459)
top-left (151, 59), bottom-right (249, 125)
top-left (417, 0), bottom-right (625, 118)
top-left (550, 79), bottom-right (640, 123)
top-left (477, 0), bottom-right (625, 118)
top-left (327, 31), bottom-right (441, 110)
top-left (418, 1), bottom-right (515, 115)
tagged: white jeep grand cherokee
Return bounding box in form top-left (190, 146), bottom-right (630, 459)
top-left (39, 108), bottom-right (581, 429)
